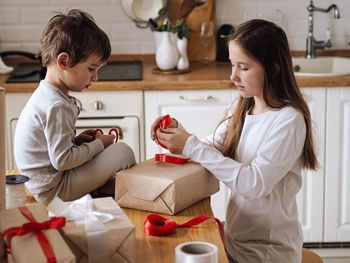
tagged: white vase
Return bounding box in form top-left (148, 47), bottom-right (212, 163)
top-left (155, 32), bottom-right (179, 71)
top-left (176, 38), bottom-right (189, 70)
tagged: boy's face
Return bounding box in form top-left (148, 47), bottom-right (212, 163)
top-left (62, 53), bottom-right (105, 93)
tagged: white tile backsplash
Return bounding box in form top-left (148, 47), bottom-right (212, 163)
top-left (0, 0), bottom-right (349, 54)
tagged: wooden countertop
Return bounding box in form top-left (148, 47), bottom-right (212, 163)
top-left (1, 52), bottom-right (350, 93)
top-left (3, 170), bottom-right (228, 263)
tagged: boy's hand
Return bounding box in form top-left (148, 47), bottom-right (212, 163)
top-left (95, 133), bottom-right (115, 148)
top-left (74, 129), bottom-right (95, 146)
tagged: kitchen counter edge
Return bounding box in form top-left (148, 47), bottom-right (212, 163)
top-left (1, 53), bottom-right (350, 93)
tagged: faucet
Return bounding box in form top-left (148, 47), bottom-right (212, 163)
top-left (306, 0), bottom-right (340, 59)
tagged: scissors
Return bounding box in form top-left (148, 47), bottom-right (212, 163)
top-left (93, 128), bottom-right (119, 143)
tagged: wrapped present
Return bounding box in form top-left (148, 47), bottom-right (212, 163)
top-left (0, 204), bottom-right (75, 263)
top-left (115, 158), bottom-right (219, 215)
top-left (48, 195), bottom-right (135, 263)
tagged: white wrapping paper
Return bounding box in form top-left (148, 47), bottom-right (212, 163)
top-left (48, 195), bottom-right (123, 263)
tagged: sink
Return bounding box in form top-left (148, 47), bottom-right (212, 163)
top-left (292, 56), bottom-right (350, 77)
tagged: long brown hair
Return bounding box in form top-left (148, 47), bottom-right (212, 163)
top-left (221, 19), bottom-right (318, 170)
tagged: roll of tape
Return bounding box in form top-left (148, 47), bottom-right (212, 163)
top-left (5, 175), bottom-right (29, 209)
top-left (175, 241), bottom-right (218, 263)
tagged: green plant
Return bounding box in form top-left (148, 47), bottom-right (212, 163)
top-left (154, 20), bottom-right (190, 41)
top-left (153, 8), bottom-right (190, 40)
top-left (171, 21), bottom-right (190, 40)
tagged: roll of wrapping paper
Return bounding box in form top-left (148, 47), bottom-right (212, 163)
top-left (0, 87), bottom-right (5, 210)
top-left (5, 175), bottom-right (30, 209)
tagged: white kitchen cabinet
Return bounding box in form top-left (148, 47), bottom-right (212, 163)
top-left (5, 90), bottom-right (144, 170)
top-left (5, 93), bottom-right (32, 170)
top-left (144, 89), bottom-right (239, 222)
top-left (324, 87), bottom-right (350, 242)
top-left (298, 88), bottom-right (326, 242)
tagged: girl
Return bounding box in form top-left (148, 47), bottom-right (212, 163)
top-left (151, 19), bottom-right (318, 263)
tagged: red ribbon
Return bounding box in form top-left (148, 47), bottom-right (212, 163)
top-left (157, 114), bottom-right (172, 149)
top-left (156, 115), bottom-right (190, 164)
top-left (1, 206), bottom-right (66, 263)
top-left (93, 128), bottom-right (119, 143)
top-left (155, 154), bottom-right (190, 164)
top-left (144, 214), bottom-right (225, 244)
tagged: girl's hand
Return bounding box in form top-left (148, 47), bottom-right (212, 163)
top-left (95, 133), bottom-right (115, 148)
top-left (150, 116), bottom-right (178, 143)
top-left (156, 127), bottom-right (190, 154)
top-left (74, 129), bottom-right (95, 145)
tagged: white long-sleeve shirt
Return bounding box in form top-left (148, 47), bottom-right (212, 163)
top-left (14, 80), bottom-right (104, 194)
top-left (182, 106), bottom-right (306, 263)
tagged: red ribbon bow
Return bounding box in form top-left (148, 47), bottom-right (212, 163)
top-left (156, 115), bottom-right (189, 164)
top-left (93, 128), bottom-right (119, 143)
top-left (1, 206), bottom-right (66, 263)
top-left (144, 214), bottom-right (225, 244)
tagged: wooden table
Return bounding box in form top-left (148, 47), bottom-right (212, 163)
top-left (4, 171), bottom-right (228, 263)
top-left (124, 198), bottom-right (228, 263)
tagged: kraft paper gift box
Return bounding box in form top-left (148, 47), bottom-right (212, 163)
top-left (0, 204), bottom-right (76, 263)
top-left (48, 195), bottom-right (135, 263)
top-left (115, 158), bottom-right (220, 215)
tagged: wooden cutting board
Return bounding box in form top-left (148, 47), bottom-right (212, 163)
top-left (168, 0), bottom-right (216, 62)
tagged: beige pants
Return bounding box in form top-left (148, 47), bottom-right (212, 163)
top-left (34, 142), bottom-right (136, 204)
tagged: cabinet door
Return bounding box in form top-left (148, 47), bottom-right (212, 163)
top-left (325, 87), bottom-right (350, 241)
top-left (145, 89), bottom-right (238, 221)
top-left (298, 88), bottom-right (326, 242)
top-left (5, 93), bottom-right (32, 170)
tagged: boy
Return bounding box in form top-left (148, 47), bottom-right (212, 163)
top-left (14, 9), bottom-right (136, 204)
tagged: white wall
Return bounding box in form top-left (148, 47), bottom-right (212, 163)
top-left (0, 0), bottom-right (349, 54)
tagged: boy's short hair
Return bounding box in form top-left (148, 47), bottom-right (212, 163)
top-left (40, 9), bottom-right (111, 67)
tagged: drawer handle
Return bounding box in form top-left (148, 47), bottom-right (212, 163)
top-left (94, 100), bottom-right (104, 111)
top-left (179, 95), bottom-right (213, 101)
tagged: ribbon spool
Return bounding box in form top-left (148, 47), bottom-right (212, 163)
top-left (157, 114), bottom-right (172, 149)
top-left (144, 214), bottom-right (225, 244)
top-left (6, 175), bottom-right (29, 209)
top-left (155, 153), bottom-right (189, 164)
top-left (93, 128), bottom-right (119, 144)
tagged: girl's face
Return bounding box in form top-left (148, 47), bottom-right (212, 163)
top-left (228, 40), bottom-right (265, 100)
top-left (63, 53), bottom-right (104, 93)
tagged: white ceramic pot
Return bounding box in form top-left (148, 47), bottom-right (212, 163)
top-left (155, 31), bottom-right (179, 71)
top-left (176, 38), bottom-right (189, 70)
